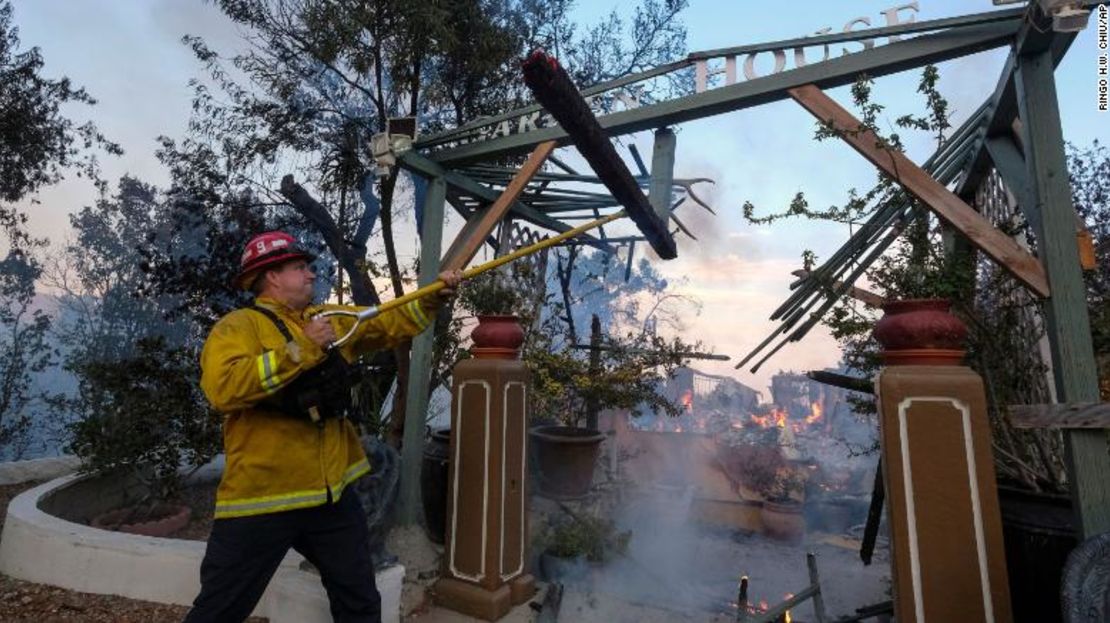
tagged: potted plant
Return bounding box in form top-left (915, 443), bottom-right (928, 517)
top-left (525, 327), bottom-right (692, 499)
top-left (759, 467), bottom-right (807, 543)
top-left (724, 431), bottom-right (807, 542)
top-left (457, 266), bottom-right (533, 355)
top-left (68, 337), bottom-right (221, 537)
top-left (537, 511), bottom-right (631, 583)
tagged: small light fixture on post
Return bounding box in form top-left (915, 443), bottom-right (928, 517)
top-left (370, 116), bottom-right (417, 177)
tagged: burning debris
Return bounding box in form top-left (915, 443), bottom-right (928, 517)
top-left (537, 367), bottom-right (889, 622)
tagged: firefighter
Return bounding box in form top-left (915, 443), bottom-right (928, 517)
top-left (184, 231), bottom-right (462, 623)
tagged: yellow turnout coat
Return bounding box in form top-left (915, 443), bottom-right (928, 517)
top-left (200, 295), bottom-right (434, 519)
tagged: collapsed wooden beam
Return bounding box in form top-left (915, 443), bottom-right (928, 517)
top-left (792, 269), bottom-right (886, 308)
top-left (787, 83), bottom-right (1050, 298)
top-left (522, 50), bottom-right (678, 259)
top-left (1008, 402), bottom-right (1110, 429)
top-left (805, 370), bottom-right (873, 395)
top-left (440, 140), bottom-right (556, 271)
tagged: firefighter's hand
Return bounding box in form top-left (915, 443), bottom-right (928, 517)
top-left (437, 269), bottom-right (464, 301)
top-left (304, 317), bottom-right (337, 349)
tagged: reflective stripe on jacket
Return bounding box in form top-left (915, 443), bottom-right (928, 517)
top-left (200, 295), bottom-right (435, 519)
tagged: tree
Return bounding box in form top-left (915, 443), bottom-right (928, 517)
top-left (162, 0), bottom-right (689, 441)
top-left (46, 176), bottom-right (223, 504)
top-left (453, 245), bottom-right (702, 429)
top-left (0, 246), bottom-right (55, 460)
top-left (1068, 140), bottom-right (1110, 388)
top-left (0, 0), bottom-right (118, 458)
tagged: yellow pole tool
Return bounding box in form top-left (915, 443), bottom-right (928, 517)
top-left (317, 210), bottom-right (627, 348)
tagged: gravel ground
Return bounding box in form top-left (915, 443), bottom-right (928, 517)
top-left (0, 480), bottom-right (264, 622)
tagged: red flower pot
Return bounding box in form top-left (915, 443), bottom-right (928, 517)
top-left (872, 298), bottom-right (968, 365)
top-left (471, 314), bottom-right (525, 359)
top-left (91, 503), bottom-right (192, 538)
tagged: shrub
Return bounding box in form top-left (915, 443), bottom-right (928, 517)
top-left (546, 513), bottom-right (631, 563)
top-left (68, 337), bottom-right (221, 509)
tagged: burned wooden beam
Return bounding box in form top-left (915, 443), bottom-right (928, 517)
top-left (791, 269), bottom-right (886, 308)
top-left (831, 600), bottom-right (895, 623)
top-left (736, 576), bottom-right (749, 623)
top-left (522, 49), bottom-right (677, 259)
top-left (441, 140), bottom-right (556, 271)
top-left (788, 83), bottom-right (1050, 298)
top-left (860, 459), bottom-right (884, 567)
top-left (807, 553), bottom-right (829, 623)
top-left (1008, 402), bottom-right (1110, 429)
top-left (536, 582), bottom-right (564, 623)
top-left (806, 370), bottom-right (873, 395)
top-left (573, 344), bottom-right (731, 361)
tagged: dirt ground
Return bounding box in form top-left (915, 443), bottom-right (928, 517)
top-left (0, 480), bottom-right (264, 623)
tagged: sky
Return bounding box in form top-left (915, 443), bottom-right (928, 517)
top-left (10, 0), bottom-right (1110, 397)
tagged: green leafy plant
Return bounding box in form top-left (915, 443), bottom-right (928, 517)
top-left (545, 513), bottom-right (631, 563)
top-left (67, 337), bottom-right (222, 515)
top-left (525, 329), bottom-right (695, 428)
top-left (457, 266), bottom-right (530, 317)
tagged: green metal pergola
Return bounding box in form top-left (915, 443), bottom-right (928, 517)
top-left (389, 1), bottom-right (1110, 540)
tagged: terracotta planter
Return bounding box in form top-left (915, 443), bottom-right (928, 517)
top-left (872, 298), bottom-right (968, 365)
top-left (530, 425), bottom-right (605, 499)
top-left (471, 314), bottom-right (525, 359)
top-left (761, 500), bottom-right (805, 544)
top-left (91, 503), bottom-right (192, 538)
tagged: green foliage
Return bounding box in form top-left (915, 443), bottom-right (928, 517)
top-left (1069, 140), bottom-right (1110, 385)
top-left (545, 513), bottom-right (631, 562)
top-left (0, 247), bottom-right (58, 460)
top-left (743, 67), bottom-right (949, 229)
top-left (0, 0), bottom-right (116, 459)
top-left (67, 337), bottom-right (222, 504)
top-left (525, 327), bottom-right (695, 427)
top-left (457, 265), bottom-right (531, 317)
top-left (0, 1), bottom-right (120, 205)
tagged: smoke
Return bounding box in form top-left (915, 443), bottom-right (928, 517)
top-left (538, 397), bottom-right (889, 621)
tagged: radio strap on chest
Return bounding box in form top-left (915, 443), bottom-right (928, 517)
top-left (249, 305), bottom-right (360, 425)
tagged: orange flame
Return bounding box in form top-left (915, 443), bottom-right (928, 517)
top-left (680, 390), bottom-right (693, 413)
top-left (805, 401), bottom-right (823, 425)
top-left (774, 410), bottom-right (787, 429)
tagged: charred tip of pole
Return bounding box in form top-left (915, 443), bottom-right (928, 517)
top-left (521, 47), bottom-right (678, 260)
top-left (521, 49), bottom-right (558, 87)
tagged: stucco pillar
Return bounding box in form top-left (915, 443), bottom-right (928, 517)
top-left (433, 317), bottom-right (535, 620)
top-left (874, 300), bottom-right (1012, 623)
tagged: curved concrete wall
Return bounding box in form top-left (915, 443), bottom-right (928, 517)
top-left (0, 471), bottom-right (402, 622)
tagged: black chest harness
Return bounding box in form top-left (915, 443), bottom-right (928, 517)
top-left (251, 306), bottom-right (362, 426)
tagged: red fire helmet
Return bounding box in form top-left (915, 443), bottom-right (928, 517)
top-left (234, 231), bottom-right (315, 291)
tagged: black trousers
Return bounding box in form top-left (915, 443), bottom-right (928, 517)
top-left (183, 492), bottom-right (381, 623)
